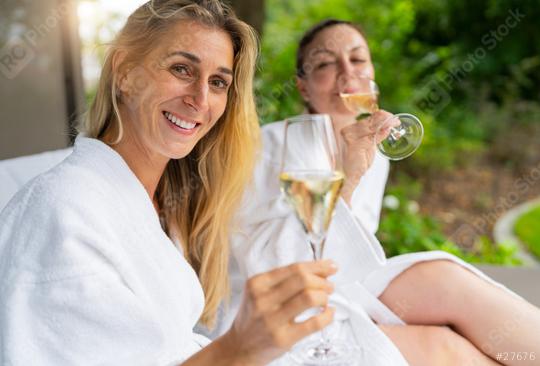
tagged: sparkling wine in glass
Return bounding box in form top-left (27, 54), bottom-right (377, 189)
top-left (279, 170), bottom-right (344, 260)
top-left (339, 74), bottom-right (424, 160)
top-left (279, 114), bottom-right (358, 365)
top-left (340, 91), bottom-right (379, 116)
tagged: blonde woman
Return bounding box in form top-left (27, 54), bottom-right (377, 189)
top-left (0, 2), bottom-right (339, 365)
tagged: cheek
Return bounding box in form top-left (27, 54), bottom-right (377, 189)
top-left (307, 77), bottom-right (334, 102)
top-left (311, 70), bottom-right (334, 85)
top-left (361, 63), bottom-right (375, 79)
top-left (124, 78), bottom-right (160, 114)
top-left (310, 71), bottom-right (337, 94)
top-left (210, 94), bottom-right (229, 122)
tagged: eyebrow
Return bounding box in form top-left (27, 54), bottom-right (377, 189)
top-left (311, 45), bottom-right (367, 57)
top-left (165, 50), bottom-right (233, 75)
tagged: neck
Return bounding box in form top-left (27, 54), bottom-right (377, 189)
top-left (103, 116), bottom-right (169, 203)
top-left (114, 138), bottom-right (168, 201)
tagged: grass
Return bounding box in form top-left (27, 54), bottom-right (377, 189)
top-left (514, 205), bottom-right (540, 259)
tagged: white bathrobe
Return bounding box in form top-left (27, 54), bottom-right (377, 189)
top-left (0, 137), bottom-right (209, 365)
top-left (216, 120), bottom-right (517, 365)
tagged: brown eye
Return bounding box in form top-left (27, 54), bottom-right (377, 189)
top-left (170, 64), bottom-right (190, 76)
top-left (210, 78), bottom-right (229, 90)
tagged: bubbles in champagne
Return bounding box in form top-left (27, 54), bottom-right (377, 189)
top-left (340, 92), bottom-right (379, 115)
top-left (279, 170), bottom-right (344, 257)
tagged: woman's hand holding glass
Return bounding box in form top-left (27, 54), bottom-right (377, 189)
top-left (339, 109), bottom-right (398, 204)
top-left (338, 72), bottom-right (424, 161)
top-left (223, 261), bottom-right (337, 366)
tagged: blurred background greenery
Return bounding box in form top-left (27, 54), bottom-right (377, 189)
top-left (78, 0), bottom-right (540, 265)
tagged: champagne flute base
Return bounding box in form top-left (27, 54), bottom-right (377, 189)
top-left (288, 339), bottom-right (360, 365)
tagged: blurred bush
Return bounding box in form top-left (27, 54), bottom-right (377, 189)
top-left (377, 179), bottom-right (522, 265)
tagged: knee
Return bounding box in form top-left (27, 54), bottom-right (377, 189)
top-left (415, 260), bottom-right (472, 292)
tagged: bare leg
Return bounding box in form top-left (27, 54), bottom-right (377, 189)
top-left (379, 260), bottom-right (540, 366)
top-left (380, 324), bottom-right (501, 366)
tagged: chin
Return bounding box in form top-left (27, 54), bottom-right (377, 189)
top-left (166, 145), bottom-right (195, 160)
top-left (166, 151), bottom-right (190, 160)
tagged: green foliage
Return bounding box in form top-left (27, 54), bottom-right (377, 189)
top-left (260, 0), bottom-right (540, 169)
top-left (410, 0), bottom-right (540, 105)
top-left (259, 0), bottom-right (538, 265)
top-left (377, 186), bottom-right (522, 266)
top-left (514, 205), bottom-right (540, 259)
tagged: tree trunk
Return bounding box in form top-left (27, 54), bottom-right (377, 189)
top-left (227, 0), bottom-right (265, 37)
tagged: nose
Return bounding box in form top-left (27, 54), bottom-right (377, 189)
top-left (182, 78), bottom-right (209, 113)
top-left (336, 58), bottom-right (356, 92)
top-left (338, 57), bottom-right (355, 78)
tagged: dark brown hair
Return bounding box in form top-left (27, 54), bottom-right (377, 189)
top-left (296, 18), bottom-right (366, 78)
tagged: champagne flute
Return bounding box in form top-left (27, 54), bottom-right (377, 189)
top-left (279, 114), bottom-right (357, 365)
top-left (339, 74), bottom-right (424, 160)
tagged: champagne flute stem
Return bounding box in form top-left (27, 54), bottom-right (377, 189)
top-left (309, 236), bottom-right (326, 261)
top-left (308, 235), bottom-right (331, 347)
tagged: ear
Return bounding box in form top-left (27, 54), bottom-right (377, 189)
top-left (112, 50), bottom-right (130, 94)
top-left (296, 76), bottom-right (310, 102)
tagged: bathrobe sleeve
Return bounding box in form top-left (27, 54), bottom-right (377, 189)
top-left (347, 153), bottom-right (390, 234)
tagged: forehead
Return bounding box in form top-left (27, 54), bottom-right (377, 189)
top-left (155, 20), bottom-right (234, 69)
top-left (306, 24), bottom-right (368, 56)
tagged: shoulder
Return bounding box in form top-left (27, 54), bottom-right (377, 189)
top-left (260, 121), bottom-right (286, 163)
top-left (7, 151), bottom-right (113, 217)
top-left (0, 154), bottom-right (120, 283)
top-left (0, 148), bottom-right (72, 210)
top-left (261, 121), bottom-right (286, 146)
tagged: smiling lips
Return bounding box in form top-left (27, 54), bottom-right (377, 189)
top-left (163, 111), bottom-right (200, 130)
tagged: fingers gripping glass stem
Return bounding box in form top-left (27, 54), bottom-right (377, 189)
top-left (339, 74), bottom-right (424, 160)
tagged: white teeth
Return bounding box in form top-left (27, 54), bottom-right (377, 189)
top-left (164, 112), bottom-right (197, 130)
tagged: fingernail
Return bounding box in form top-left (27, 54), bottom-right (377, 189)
top-left (326, 260), bottom-right (338, 269)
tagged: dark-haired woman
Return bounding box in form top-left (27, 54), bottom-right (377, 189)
top-left (229, 19), bottom-right (540, 365)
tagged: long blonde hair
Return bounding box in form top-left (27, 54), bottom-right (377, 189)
top-left (79, 0), bottom-right (260, 327)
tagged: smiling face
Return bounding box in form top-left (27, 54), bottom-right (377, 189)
top-left (117, 20), bottom-right (234, 160)
top-left (297, 24), bottom-right (374, 122)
